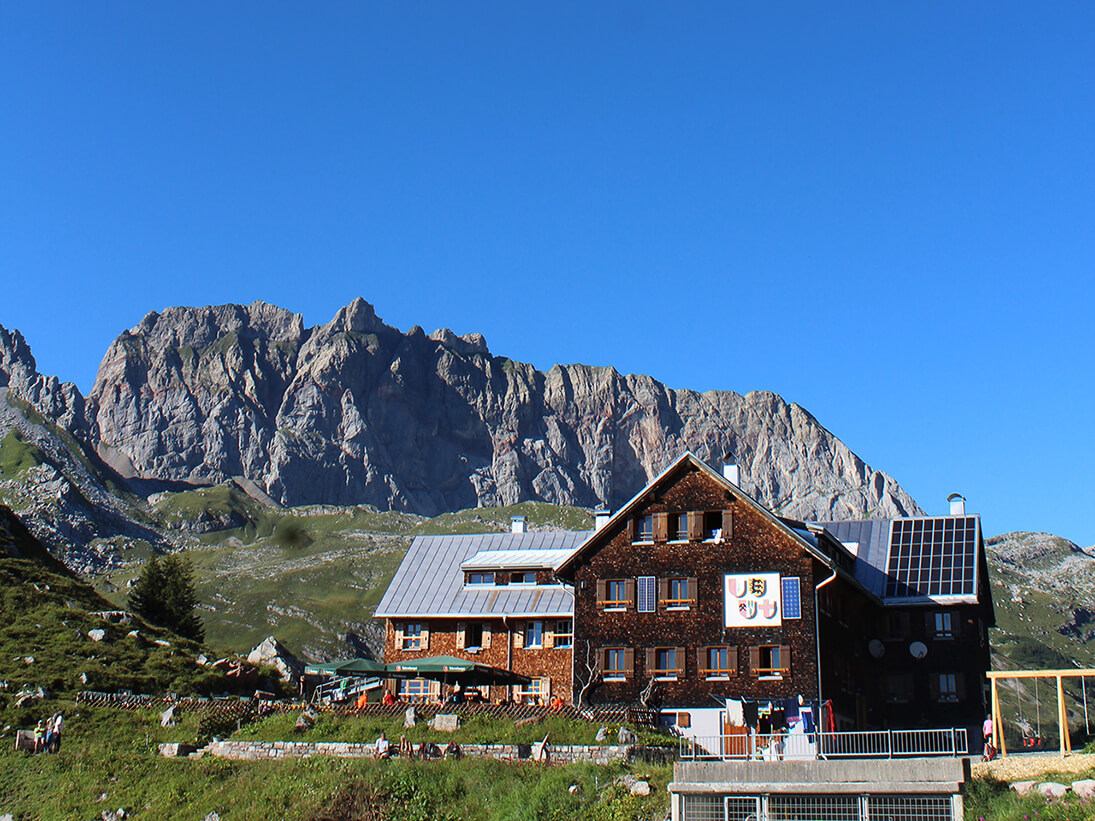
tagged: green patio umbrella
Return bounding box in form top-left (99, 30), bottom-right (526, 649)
top-left (304, 658), bottom-right (388, 677)
top-left (387, 655), bottom-right (530, 686)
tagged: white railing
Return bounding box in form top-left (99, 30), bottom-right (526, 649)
top-left (679, 728), bottom-right (968, 760)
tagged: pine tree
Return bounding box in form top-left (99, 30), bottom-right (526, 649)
top-left (127, 553), bottom-right (204, 642)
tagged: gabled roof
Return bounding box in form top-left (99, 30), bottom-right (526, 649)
top-left (374, 531), bottom-right (590, 619)
top-left (555, 451), bottom-right (835, 578)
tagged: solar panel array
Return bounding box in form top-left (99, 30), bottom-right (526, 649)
top-left (781, 576), bottom-right (802, 619)
top-left (884, 517), bottom-right (978, 598)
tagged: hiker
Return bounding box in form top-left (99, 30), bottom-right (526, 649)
top-left (33, 720), bottom-right (45, 753)
top-left (443, 741), bottom-right (461, 759)
top-left (374, 732), bottom-right (391, 759)
top-left (398, 735), bottom-right (413, 758)
top-left (51, 712), bottom-right (64, 753)
top-left (982, 715), bottom-right (996, 761)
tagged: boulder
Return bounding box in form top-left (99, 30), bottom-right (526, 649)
top-left (403, 706), bottom-right (417, 728)
top-left (160, 706), bottom-right (175, 728)
top-left (247, 636), bottom-right (303, 682)
top-left (204, 814), bottom-right (221, 821)
top-left (88, 629), bottom-right (106, 642)
top-left (1010, 781), bottom-right (1037, 794)
top-left (430, 714), bottom-right (460, 733)
top-left (14, 686), bottom-right (48, 708)
top-left (629, 781), bottom-right (651, 797)
top-left (595, 726), bottom-right (607, 742)
top-left (1035, 782), bottom-right (1068, 798)
top-left (294, 710), bottom-right (316, 732)
top-left (617, 727), bottom-right (637, 745)
top-left (158, 743), bottom-right (199, 758)
top-left (1071, 779), bottom-right (1095, 798)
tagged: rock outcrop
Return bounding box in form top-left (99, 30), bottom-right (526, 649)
top-left (72, 298), bottom-right (920, 521)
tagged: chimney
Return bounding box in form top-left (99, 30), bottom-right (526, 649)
top-left (948, 493), bottom-right (966, 516)
top-left (594, 509), bottom-right (611, 531)
top-left (510, 515), bottom-right (527, 534)
top-left (722, 451), bottom-right (740, 487)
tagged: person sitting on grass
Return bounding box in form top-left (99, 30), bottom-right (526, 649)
top-left (398, 735), bottom-right (413, 758)
top-left (374, 732), bottom-right (391, 759)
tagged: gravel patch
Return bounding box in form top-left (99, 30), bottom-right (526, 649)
top-left (973, 752), bottom-right (1095, 782)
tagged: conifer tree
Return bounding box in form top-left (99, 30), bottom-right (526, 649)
top-left (127, 553), bottom-right (204, 642)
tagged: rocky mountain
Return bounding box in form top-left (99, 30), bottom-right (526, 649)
top-left (69, 298), bottom-right (921, 520)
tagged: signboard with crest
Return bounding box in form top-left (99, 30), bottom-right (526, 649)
top-left (723, 572), bottom-right (782, 628)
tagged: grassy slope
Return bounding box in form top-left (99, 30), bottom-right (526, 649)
top-left (0, 702), bottom-right (672, 821)
top-left (93, 495), bottom-right (593, 660)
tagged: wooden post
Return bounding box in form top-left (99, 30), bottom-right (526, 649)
top-left (991, 677), bottom-right (1005, 757)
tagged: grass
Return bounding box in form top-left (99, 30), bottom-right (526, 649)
top-left (0, 702), bottom-right (673, 820)
top-left (0, 428), bottom-right (46, 479)
top-left (966, 772), bottom-right (1095, 821)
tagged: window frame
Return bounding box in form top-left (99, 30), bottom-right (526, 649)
top-left (464, 622), bottom-right (484, 650)
top-left (652, 647), bottom-right (679, 680)
top-left (511, 571), bottom-right (536, 586)
top-left (634, 514), bottom-right (654, 543)
top-left (665, 577), bottom-right (695, 608)
top-left (398, 678), bottom-right (430, 703)
top-left (667, 513), bottom-right (688, 542)
top-left (553, 619), bottom-right (573, 648)
top-left (603, 647), bottom-right (629, 680)
top-left (467, 572), bottom-right (495, 586)
top-left (752, 644), bottom-right (790, 677)
top-left (604, 579), bottom-right (630, 610)
top-left (524, 620), bottom-right (543, 649)
top-left (933, 611), bottom-right (954, 639)
top-left (402, 623), bottom-right (423, 651)
top-left (702, 646), bottom-right (735, 679)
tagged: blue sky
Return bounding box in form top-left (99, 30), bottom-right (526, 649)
top-left (2, 3), bottom-right (1092, 544)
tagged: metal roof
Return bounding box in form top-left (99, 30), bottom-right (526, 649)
top-left (819, 515), bottom-right (983, 605)
top-left (374, 531), bottom-right (591, 619)
top-left (460, 548), bottom-right (574, 571)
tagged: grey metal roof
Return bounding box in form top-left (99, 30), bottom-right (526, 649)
top-left (820, 515), bottom-right (983, 605)
top-left (375, 531), bottom-right (591, 619)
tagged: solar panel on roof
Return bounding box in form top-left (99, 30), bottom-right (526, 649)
top-left (884, 516), bottom-right (978, 599)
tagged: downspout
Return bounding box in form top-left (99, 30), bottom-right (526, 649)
top-left (814, 561), bottom-right (838, 744)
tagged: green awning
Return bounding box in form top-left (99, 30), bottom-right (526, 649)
top-left (304, 658), bottom-right (388, 677)
top-left (387, 655), bottom-right (530, 686)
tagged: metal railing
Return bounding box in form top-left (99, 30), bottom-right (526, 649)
top-left (679, 728), bottom-right (968, 760)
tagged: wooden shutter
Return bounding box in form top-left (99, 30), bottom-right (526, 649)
top-left (657, 578), bottom-right (669, 606)
top-left (596, 580), bottom-right (607, 606)
top-left (677, 712), bottom-right (691, 729)
top-left (629, 516), bottom-right (639, 542)
top-left (687, 577), bottom-right (698, 603)
top-left (645, 648), bottom-right (655, 674)
top-left (543, 625), bottom-right (554, 649)
top-left (482, 624), bottom-right (492, 649)
top-left (653, 513), bottom-right (668, 542)
top-left (456, 622), bottom-right (466, 649)
top-left (420, 625), bottom-right (430, 651)
top-left (675, 647), bottom-right (686, 675)
top-left (624, 579), bottom-right (636, 608)
top-left (722, 510), bottom-right (733, 542)
top-left (778, 645), bottom-right (790, 674)
top-left (394, 624), bottom-right (404, 650)
top-left (748, 647), bottom-right (761, 677)
top-left (596, 648), bottom-right (605, 673)
top-left (696, 647), bottom-right (708, 674)
top-left (728, 646), bottom-right (739, 677)
top-left (623, 648), bottom-right (635, 678)
top-left (540, 676), bottom-right (551, 699)
top-left (513, 624), bottom-right (524, 649)
top-left (688, 512), bottom-right (704, 541)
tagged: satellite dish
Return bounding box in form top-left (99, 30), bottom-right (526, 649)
top-left (868, 640), bottom-right (885, 659)
top-left (909, 641), bottom-right (928, 660)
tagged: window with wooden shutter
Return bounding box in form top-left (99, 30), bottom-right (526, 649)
top-left (653, 513), bottom-right (668, 542)
top-left (456, 622), bottom-right (466, 649)
top-left (702, 646), bottom-right (737, 677)
top-left (688, 511), bottom-right (704, 541)
top-left (604, 579), bottom-right (629, 609)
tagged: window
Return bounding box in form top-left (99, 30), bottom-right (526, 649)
top-left (637, 576), bottom-right (656, 612)
top-left (524, 620), bottom-right (543, 648)
top-left (933, 611), bottom-right (954, 639)
top-left (702, 511), bottom-right (723, 541)
top-left (398, 678), bottom-right (429, 702)
top-left (663, 577), bottom-right (696, 607)
top-left (750, 644), bottom-right (790, 676)
top-left (467, 572), bottom-right (495, 586)
top-left (702, 646), bottom-right (737, 678)
top-left (465, 623), bottom-right (483, 650)
top-left (635, 514), bottom-right (653, 542)
top-left (516, 678), bottom-right (542, 704)
top-left (653, 647), bottom-right (678, 678)
top-left (603, 647), bottom-right (631, 679)
top-left (668, 513), bottom-right (688, 542)
top-left (599, 578), bottom-right (631, 609)
top-left (886, 673), bottom-right (914, 703)
top-left (402, 623), bottom-right (423, 651)
top-left (936, 673), bottom-right (960, 702)
top-left (511, 571), bottom-right (536, 585)
top-left (554, 620), bottom-right (573, 648)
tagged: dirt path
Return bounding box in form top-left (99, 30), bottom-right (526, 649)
top-left (973, 752), bottom-right (1095, 782)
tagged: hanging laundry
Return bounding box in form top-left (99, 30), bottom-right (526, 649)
top-left (726, 698), bottom-right (744, 727)
top-left (784, 698), bottom-right (800, 724)
top-left (801, 706), bottom-right (815, 733)
top-left (743, 700), bottom-right (759, 728)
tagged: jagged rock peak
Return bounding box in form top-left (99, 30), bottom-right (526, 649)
top-left (0, 324), bottom-right (86, 432)
top-left (327, 297), bottom-right (390, 335)
top-left (429, 328), bottom-right (490, 356)
top-left (128, 301), bottom-right (306, 350)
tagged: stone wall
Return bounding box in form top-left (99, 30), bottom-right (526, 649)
top-left (202, 739), bottom-right (648, 765)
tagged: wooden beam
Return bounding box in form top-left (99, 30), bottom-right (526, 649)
top-left (992, 677), bottom-right (1006, 758)
top-left (1057, 675), bottom-right (1068, 757)
top-left (986, 669), bottom-right (1095, 680)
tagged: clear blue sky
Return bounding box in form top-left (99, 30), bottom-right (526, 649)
top-left (2, 3), bottom-right (1092, 544)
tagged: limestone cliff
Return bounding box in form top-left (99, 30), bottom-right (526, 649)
top-left (77, 298), bottom-right (921, 521)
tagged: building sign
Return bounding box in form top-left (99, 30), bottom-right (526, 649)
top-left (724, 573), bottom-right (782, 627)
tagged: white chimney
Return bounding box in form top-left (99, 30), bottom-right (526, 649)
top-left (594, 509), bottom-right (611, 531)
top-left (948, 493), bottom-right (966, 516)
top-left (722, 452), bottom-right (740, 487)
top-left (511, 515), bottom-right (527, 534)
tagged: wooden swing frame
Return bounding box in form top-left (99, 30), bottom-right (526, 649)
top-left (987, 668), bottom-right (1095, 758)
